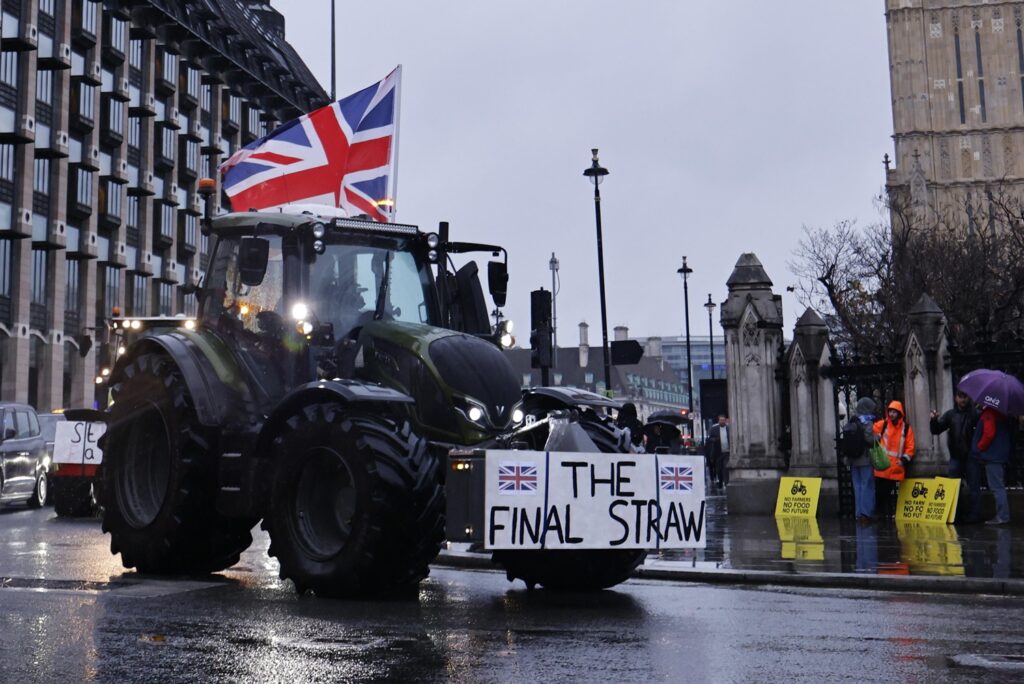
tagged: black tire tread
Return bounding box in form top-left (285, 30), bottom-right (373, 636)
top-left (264, 405), bottom-right (444, 598)
top-left (101, 352), bottom-right (254, 574)
top-left (52, 479), bottom-right (98, 517)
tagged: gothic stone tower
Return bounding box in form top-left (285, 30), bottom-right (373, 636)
top-left (885, 0), bottom-right (1024, 215)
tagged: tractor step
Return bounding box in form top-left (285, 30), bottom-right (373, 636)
top-left (217, 451), bottom-right (261, 518)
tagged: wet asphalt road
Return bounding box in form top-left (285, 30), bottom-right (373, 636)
top-left (3, 507), bottom-right (1024, 683)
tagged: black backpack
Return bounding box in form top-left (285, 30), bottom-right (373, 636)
top-left (838, 419), bottom-right (865, 461)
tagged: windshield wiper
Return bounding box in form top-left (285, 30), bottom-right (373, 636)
top-left (374, 251), bottom-right (392, 320)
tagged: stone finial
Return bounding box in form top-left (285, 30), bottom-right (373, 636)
top-left (907, 293), bottom-right (946, 354)
top-left (725, 253), bottom-right (774, 290)
top-left (721, 253), bottom-right (783, 330)
top-left (795, 307), bottom-right (827, 331)
top-left (794, 307), bottom-right (829, 369)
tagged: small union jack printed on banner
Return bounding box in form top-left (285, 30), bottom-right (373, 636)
top-left (498, 462), bottom-right (539, 495)
top-left (219, 67), bottom-right (401, 222)
top-left (660, 464), bottom-right (694, 492)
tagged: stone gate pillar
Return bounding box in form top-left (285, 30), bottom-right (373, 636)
top-left (904, 294), bottom-right (953, 476)
top-left (721, 254), bottom-right (786, 514)
top-left (787, 308), bottom-right (839, 515)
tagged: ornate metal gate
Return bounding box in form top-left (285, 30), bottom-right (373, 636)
top-left (822, 354), bottom-right (904, 517)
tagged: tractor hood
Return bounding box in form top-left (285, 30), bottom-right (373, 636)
top-left (357, 321), bottom-right (522, 444)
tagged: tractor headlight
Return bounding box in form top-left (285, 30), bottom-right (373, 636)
top-left (512, 407), bottom-right (525, 424)
top-left (130, 320), bottom-right (141, 330)
top-left (297, 320), bottom-right (314, 336)
top-left (427, 249), bottom-right (438, 263)
top-left (311, 222), bottom-right (326, 239)
top-left (183, 319), bottom-right (196, 330)
top-left (425, 232), bottom-right (440, 249)
top-left (313, 239), bottom-right (325, 254)
top-left (499, 332), bottom-right (514, 349)
top-left (291, 302), bottom-right (309, 320)
top-left (453, 395), bottom-right (489, 426)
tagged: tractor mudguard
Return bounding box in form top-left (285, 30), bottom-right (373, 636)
top-left (523, 386), bottom-right (621, 412)
top-left (255, 379), bottom-right (415, 457)
top-left (113, 334), bottom-right (234, 427)
top-left (227, 380), bottom-right (417, 519)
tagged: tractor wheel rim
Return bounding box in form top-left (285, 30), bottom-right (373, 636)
top-left (292, 447), bottom-right (356, 560)
top-left (116, 404), bottom-right (171, 529)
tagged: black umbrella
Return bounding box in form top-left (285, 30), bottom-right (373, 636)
top-left (646, 410), bottom-right (690, 426)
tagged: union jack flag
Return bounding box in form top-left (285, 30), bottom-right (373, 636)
top-left (660, 464), bottom-right (693, 492)
top-left (498, 462), bottom-right (538, 494)
top-left (219, 67), bottom-right (401, 222)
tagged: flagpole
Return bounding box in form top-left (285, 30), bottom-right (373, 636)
top-left (389, 65), bottom-right (403, 222)
top-left (330, 0), bottom-right (336, 101)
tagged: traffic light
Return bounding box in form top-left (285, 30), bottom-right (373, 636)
top-left (530, 288), bottom-right (552, 370)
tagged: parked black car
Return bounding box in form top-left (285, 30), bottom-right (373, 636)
top-left (0, 403), bottom-right (48, 507)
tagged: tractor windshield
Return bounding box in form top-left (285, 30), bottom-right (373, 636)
top-left (310, 243), bottom-right (432, 340)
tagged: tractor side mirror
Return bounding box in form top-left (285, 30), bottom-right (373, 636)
top-left (487, 261), bottom-right (508, 308)
top-left (239, 237), bottom-right (270, 286)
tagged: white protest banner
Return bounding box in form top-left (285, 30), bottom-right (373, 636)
top-left (484, 451), bottom-right (706, 550)
top-left (53, 421), bottom-right (106, 466)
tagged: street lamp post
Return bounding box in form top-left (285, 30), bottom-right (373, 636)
top-left (583, 149), bottom-right (612, 395)
top-left (549, 252), bottom-right (559, 369)
top-left (677, 257), bottom-right (693, 413)
top-left (705, 293), bottom-right (717, 380)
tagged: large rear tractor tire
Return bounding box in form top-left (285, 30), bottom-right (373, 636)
top-left (492, 415), bottom-right (647, 591)
top-left (101, 353), bottom-right (255, 574)
top-left (264, 405), bottom-right (444, 598)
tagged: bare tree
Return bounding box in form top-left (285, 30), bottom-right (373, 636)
top-left (789, 185), bottom-right (1024, 355)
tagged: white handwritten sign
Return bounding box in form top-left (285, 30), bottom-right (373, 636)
top-left (485, 452), bottom-right (706, 550)
top-left (53, 421), bottom-right (106, 466)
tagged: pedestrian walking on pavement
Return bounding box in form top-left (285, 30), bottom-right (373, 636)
top-left (967, 405), bottom-right (1013, 525)
top-left (707, 415), bottom-right (730, 489)
top-left (873, 400), bottom-right (915, 517)
top-left (930, 390), bottom-right (979, 478)
top-left (841, 397), bottom-right (879, 521)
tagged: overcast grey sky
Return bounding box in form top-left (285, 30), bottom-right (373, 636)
top-left (276, 1), bottom-right (893, 342)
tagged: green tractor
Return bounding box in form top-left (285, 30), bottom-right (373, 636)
top-left (100, 208), bottom-right (644, 597)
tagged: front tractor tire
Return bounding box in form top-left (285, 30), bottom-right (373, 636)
top-left (101, 353), bottom-right (254, 574)
top-left (492, 415), bottom-right (647, 591)
top-left (264, 405), bottom-right (444, 598)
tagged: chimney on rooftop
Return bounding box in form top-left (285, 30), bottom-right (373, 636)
top-left (613, 326), bottom-right (628, 341)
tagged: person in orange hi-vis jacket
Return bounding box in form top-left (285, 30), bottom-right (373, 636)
top-left (872, 400), bottom-right (915, 517)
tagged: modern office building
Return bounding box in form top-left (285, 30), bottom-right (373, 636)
top-left (0, 0), bottom-right (326, 410)
top-left (885, 0), bottom-right (1024, 211)
top-left (635, 334), bottom-right (725, 412)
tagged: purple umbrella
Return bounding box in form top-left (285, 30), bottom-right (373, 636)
top-left (957, 369), bottom-right (1024, 415)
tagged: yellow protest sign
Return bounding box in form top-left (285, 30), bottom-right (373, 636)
top-left (895, 478), bottom-right (959, 523)
top-left (774, 477), bottom-right (821, 517)
top-left (775, 516), bottom-right (824, 561)
top-left (896, 521), bottom-right (964, 576)
top-left (933, 477), bottom-right (961, 523)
